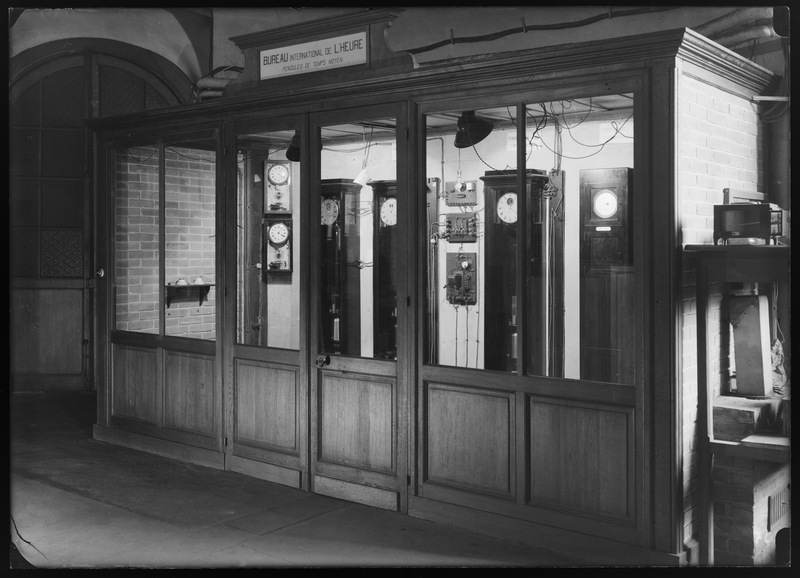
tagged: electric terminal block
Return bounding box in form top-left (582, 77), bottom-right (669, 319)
top-left (445, 212), bottom-right (479, 243)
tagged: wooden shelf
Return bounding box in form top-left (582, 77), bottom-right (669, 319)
top-left (710, 435), bottom-right (790, 463)
top-left (165, 284), bottom-right (214, 308)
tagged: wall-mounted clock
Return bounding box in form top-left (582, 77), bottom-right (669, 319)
top-left (267, 221), bottom-right (289, 245)
top-left (379, 197), bottom-right (397, 226)
top-left (267, 163), bottom-right (289, 186)
top-left (496, 191), bottom-right (518, 224)
top-left (265, 161), bottom-right (292, 212)
top-left (264, 217), bottom-right (292, 273)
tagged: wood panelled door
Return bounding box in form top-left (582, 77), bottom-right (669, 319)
top-left (310, 105), bottom-right (408, 510)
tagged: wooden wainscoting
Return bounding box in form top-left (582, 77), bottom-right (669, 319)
top-left (317, 373), bottom-right (395, 473)
top-left (422, 382), bottom-right (515, 499)
top-left (107, 342), bottom-right (220, 454)
top-left (111, 343), bottom-right (159, 424)
top-left (163, 350), bottom-right (216, 439)
top-left (228, 359), bottom-right (304, 489)
top-left (528, 397), bottom-right (634, 524)
top-left (416, 376), bottom-right (640, 544)
top-left (10, 285), bottom-right (85, 391)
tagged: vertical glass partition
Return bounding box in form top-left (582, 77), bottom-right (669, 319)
top-left (235, 128), bottom-right (300, 349)
top-left (114, 144), bottom-right (161, 334)
top-left (318, 117), bottom-right (398, 359)
top-left (164, 137), bottom-right (217, 340)
top-left (424, 107), bottom-right (519, 370)
top-left (424, 94), bottom-right (636, 384)
top-left (113, 134), bottom-right (218, 340)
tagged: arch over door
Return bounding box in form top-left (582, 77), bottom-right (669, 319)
top-left (10, 44), bottom-right (191, 392)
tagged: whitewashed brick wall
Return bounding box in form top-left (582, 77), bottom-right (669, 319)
top-left (678, 75), bottom-right (764, 557)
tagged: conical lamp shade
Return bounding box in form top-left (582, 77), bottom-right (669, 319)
top-left (454, 111), bottom-right (493, 148)
top-left (285, 132), bottom-right (301, 162)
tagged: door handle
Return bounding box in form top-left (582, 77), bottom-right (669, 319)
top-left (315, 355), bottom-right (331, 368)
top-left (96, 267), bottom-right (105, 278)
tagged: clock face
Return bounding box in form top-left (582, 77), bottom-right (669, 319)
top-left (321, 198), bottom-right (339, 225)
top-left (380, 197), bottom-right (397, 226)
top-left (267, 163), bottom-right (289, 186)
top-left (268, 222), bottom-right (289, 245)
top-left (593, 189), bottom-right (618, 219)
top-left (496, 192), bottom-right (517, 224)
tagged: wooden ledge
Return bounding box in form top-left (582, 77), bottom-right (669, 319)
top-left (710, 434), bottom-right (790, 463)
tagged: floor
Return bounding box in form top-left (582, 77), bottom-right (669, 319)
top-left (9, 391), bottom-right (593, 569)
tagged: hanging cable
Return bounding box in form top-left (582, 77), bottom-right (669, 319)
top-left (404, 6), bottom-right (678, 55)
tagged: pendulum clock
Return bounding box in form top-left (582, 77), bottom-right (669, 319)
top-left (579, 167), bottom-right (634, 383)
top-left (482, 169), bottom-right (564, 374)
top-left (320, 179), bottom-right (362, 355)
top-left (372, 180), bottom-right (398, 359)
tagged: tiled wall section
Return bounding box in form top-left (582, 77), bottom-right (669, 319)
top-left (115, 146), bottom-right (216, 339)
top-left (678, 75), bottom-right (764, 557)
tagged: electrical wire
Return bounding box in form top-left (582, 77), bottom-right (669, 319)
top-left (404, 6), bottom-right (678, 56)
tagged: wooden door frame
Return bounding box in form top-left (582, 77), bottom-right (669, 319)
top-left (307, 101), bottom-right (411, 511)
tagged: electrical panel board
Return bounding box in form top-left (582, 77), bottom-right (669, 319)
top-left (445, 212), bottom-right (479, 243)
top-left (445, 252), bottom-right (477, 305)
top-left (445, 181), bottom-right (478, 206)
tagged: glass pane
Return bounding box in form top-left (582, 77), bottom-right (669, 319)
top-left (114, 144), bottom-right (161, 334)
top-left (319, 117), bottom-right (397, 359)
top-left (525, 94), bottom-right (635, 384)
top-left (235, 128), bottom-right (300, 349)
top-left (164, 137), bottom-right (217, 340)
top-left (425, 106), bottom-right (518, 369)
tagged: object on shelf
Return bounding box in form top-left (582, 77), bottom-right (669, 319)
top-left (165, 283), bottom-right (214, 308)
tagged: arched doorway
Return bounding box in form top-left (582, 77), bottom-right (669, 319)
top-left (10, 41), bottom-right (194, 392)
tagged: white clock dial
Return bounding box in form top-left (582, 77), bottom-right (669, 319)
top-left (496, 192), bottom-right (517, 224)
top-left (267, 163), bottom-right (289, 185)
top-left (593, 189), bottom-right (618, 219)
top-left (268, 222), bottom-right (289, 245)
top-left (321, 198), bottom-right (339, 225)
top-left (380, 197), bottom-right (397, 226)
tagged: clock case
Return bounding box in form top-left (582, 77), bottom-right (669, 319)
top-left (262, 161), bottom-right (294, 276)
top-left (578, 167), bottom-right (634, 384)
top-left (372, 180), bottom-right (398, 359)
top-left (320, 179), bottom-right (361, 355)
top-left (481, 169), bottom-right (564, 375)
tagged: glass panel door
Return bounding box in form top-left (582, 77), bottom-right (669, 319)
top-left (311, 105), bottom-right (407, 510)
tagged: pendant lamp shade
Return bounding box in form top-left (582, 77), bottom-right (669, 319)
top-left (285, 131), bottom-right (301, 161)
top-left (454, 111), bottom-right (493, 148)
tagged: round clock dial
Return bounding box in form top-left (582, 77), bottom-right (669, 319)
top-left (379, 197), bottom-right (397, 226)
top-left (593, 189), bottom-right (618, 219)
top-left (267, 164), bottom-right (289, 185)
top-left (321, 198), bottom-right (339, 225)
top-left (268, 222), bottom-right (289, 245)
top-left (496, 192), bottom-right (517, 224)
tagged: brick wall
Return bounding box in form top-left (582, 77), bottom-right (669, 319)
top-left (712, 456), bottom-right (790, 565)
top-left (678, 75), bottom-right (765, 556)
top-left (114, 146), bottom-right (216, 340)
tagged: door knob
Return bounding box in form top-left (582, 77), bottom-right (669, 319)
top-left (96, 267), bottom-right (105, 278)
top-left (315, 355), bottom-right (331, 368)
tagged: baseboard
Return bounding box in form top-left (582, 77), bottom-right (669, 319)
top-left (93, 424), bottom-right (225, 470)
top-left (314, 475), bottom-right (399, 511)
top-left (408, 495), bottom-right (686, 567)
top-left (228, 455), bottom-right (302, 488)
